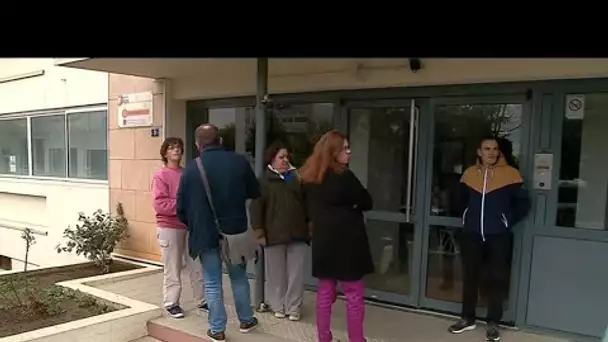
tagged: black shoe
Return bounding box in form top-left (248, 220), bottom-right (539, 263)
top-left (207, 329), bottom-right (226, 342)
top-left (486, 322), bottom-right (500, 341)
top-left (197, 302), bottom-right (209, 312)
top-left (165, 305), bottom-right (185, 318)
top-left (448, 318), bottom-right (476, 334)
top-left (239, 317), bottom-right (259, 333)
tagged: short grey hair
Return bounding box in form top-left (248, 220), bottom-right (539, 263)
top-left (195, 123), bottom-right (220, 148)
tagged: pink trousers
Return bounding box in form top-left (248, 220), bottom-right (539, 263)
top-left (316, 278), bottom-right (366, 342)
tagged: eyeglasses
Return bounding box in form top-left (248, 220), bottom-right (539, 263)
top-left (168, 145), bottom-right (182, 152)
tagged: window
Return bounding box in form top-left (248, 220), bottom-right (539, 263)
top-left (349, 106), bottom-right (413, 213)
top-left (31, 115), bottom-right (66, 177)
top-left (0, 107), bottom-right (108, 181)
top-left (347, 105), bottom-right (416, 296)
top-left (207, 103), bottom-right (336, 167)
top-left (557, 93), bottom-right (608, 230)
top-left (430, 103), bottom-right (523, 217)
top-left (0, 119), bottom-right (28, 175)
top-left (68, 110), bottom-right (108, 180)
top-left (262, 103), bottom-right (335, 167)
top-left (425, 103), bottom-right (522, 305)
top-left (208, 107), bottom-right (254, 160)
top-left (0, 255), bottom-right (11, 270)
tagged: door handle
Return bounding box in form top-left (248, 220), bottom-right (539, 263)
top-left (405, 99), bottom-right (418, 223)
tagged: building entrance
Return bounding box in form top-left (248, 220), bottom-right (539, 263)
top-left (185, 92), bottom-right (533, 325)
top-left (182, 79), bottom-right (608, 339)
top-left (347, 95), bottom-right (530, 324)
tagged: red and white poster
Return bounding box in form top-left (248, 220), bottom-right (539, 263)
top-left (117, 92), bottom-right (153, 128)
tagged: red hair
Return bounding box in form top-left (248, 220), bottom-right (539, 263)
top-left (300, 130), bottom-right (347, 184)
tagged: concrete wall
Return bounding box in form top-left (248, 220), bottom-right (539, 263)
top-left (0, 58), bottom-right (108, 113)
top-left (0, 179), bottom-right (108, 269)
top-left (164, 80), bottom-right (187, 142)
top-left (0, 59), bottom-right (109, 269)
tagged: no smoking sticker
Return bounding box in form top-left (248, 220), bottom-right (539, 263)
top-left (565, 94), bottom-right (585, 120)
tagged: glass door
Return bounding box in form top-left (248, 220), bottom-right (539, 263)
top-left (346, 99), bottom-right (425, 306)
top-left (419, 96), bottom-right (530, 323)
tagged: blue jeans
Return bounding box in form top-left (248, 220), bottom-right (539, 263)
top-left (200, 249), bottom-right (254, 333)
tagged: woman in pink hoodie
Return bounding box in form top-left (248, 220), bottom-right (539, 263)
top-left (153, 137), bottom-right (206, 318)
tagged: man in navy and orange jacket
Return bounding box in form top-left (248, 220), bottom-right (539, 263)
top-left (448, 136), bottom-right (530, 342)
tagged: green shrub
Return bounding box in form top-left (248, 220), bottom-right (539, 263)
top-left (56, 203), bottom-right (129, 273)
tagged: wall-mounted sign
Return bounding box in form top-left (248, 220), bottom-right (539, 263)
top-left (118, 91), bottom-right (153, 128)
top-left (565, 94), bottom-right (585, 120)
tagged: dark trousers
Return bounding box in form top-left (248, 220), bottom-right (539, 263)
top-left (460, 231), bottom-right (512, 323)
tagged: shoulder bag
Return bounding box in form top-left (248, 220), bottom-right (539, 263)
top-left (195, 157), bottom-right (259, 266)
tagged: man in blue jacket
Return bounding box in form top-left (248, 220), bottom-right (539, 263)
top-left (448, 136), bottom-right (530, 341)
top-left (177, 124), bottom-right (261, 342)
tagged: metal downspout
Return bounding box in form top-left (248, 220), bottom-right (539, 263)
top-left (253, 58), bottom-right (268, 310)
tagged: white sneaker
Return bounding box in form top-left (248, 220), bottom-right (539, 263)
top-left (274, 311), bottom-right (286, 319)
top-left (288, 313), bottom-right (301, 321)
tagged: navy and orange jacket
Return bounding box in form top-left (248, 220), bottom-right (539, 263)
top-left (459, 157), bottom-right (530, 239)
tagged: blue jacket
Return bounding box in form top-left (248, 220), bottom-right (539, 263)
top-left (177, 146), bottom-right (261, 258)
top-left (459, 157), bottom-right (530, 239)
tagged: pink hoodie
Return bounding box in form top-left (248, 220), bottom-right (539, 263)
top-left (152, 166), bottom-right (186, 229)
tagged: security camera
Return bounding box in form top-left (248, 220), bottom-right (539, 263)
top-left (409, 58), bottom-right (422, 73)
top-left (261, 94), bottom-right (273, 105)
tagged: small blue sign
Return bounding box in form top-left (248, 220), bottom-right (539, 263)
top-left (151, 128), bottom-right (160, 137)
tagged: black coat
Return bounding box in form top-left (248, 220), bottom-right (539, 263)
top-left (303, 168), bottom-right (375, 281)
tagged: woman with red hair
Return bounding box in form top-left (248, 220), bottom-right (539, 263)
top-left (300, 130), bottom-right (374, 342)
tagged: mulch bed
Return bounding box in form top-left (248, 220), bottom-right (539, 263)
top-left (0, 260), bottom-right (140, 338)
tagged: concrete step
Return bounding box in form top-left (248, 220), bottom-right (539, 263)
top-left (147, 309), bottom-right (297, 342)
top-left (146, 306), bottom-right (398, 342)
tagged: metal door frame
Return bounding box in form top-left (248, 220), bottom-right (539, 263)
top-left (184, 77), bottom-right (608, 339)
top-left (342, 98), bottom-right (430, 307)
top-left (417, 94), bottom-right (534, 324)
top-left (514, 81), bottom-right (608, 340)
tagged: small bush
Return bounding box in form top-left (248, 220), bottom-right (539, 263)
top-left (40, 287), bottom-right (68, 315)
top-left (0, 274), bottom-right (35, 309)
top-left (56, 203), bottom-right (129, 273)
top-left (0, 277), bottom-right (110, 317)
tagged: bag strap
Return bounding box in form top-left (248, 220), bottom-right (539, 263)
top-left (195, 157), bottom-right (222, 234)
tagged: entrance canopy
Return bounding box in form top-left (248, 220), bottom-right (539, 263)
top-left (56, 58), bottom-right (608, 99)
top-left (54, 58), bottom-right (257, 79)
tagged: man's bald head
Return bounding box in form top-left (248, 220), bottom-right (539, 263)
top-left (195, 124), bottom-right (221, 151)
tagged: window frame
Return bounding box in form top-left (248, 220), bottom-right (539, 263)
top-left (553, 91), bottom-right (608, 232)
top-left (0, 116), bottom-right (30, 176)
top-left (29, 112), bottom-right (68, 178)
top-left (0, 105), bottom-right (108, 183)
top-left (66, 106), bottom-right (108, 181)
top-left (539, 84), bottom-right (608, 244)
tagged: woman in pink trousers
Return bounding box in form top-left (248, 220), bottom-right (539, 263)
top-left (300, 130), bottom-right (374, 342)
top-left (152, 137), bottom-right (206, 318)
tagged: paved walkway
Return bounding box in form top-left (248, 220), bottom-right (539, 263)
top-left (95, 270), bottom-right (569, 342)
